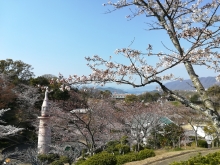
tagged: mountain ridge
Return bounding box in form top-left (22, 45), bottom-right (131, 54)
top-left (164, 76), bottom-right (219, 90)
top-left (98, 77), bottom-right (219, 94)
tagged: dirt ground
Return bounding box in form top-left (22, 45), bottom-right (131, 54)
top-left (125, 148), bottom-right (220, 165)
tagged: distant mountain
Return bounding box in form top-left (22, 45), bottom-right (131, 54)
top-left (98, 85), bottom-right (157, 94)
top-left (125, 85), bottom-right (157, 94)
top-left (98, 77), bottom-right (219, 94)
top-left (164, 77), bottom-right (219, 90)
top-left (97, 87), bottom-right (126, 94)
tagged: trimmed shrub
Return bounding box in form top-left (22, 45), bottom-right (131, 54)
top-left (116, 153), bottom-right (137, 165)
top-left (38, 153), bottom-right (59, 163)
top-left (78, 149), bottom-right (155, 165)
top-left (116, 149), bottom-right (155, 165)
top-left (190, 139), bottom-right (208, 148)
top-left (136, 149), bottom-right (155, 160)
top-left (197, 139), bottom-right (208, 148)
top-left (59, 156), bottom-right (69, 163)
top-left (50, 156), bottom-right (69, 165)
top-left (94, 147), bottom-right (103, 154)
top-left (80, 152), bottom-right (117, 165)
top-left (50, 160), bottom-right (64, 165)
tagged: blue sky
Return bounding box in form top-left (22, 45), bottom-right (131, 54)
top-left (0, 1), bottom-right (217, 89)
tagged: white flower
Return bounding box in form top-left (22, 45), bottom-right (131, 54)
top-left (216, 75), bottom-right (220, 82)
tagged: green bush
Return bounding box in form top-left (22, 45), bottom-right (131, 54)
top-left (38, 153), bottom-right (59, 163)
top-left (59, 156), bottom-right (69, 163)
top-left (77, 149), bottom-right (155, 165)
top-left (197, 139), bottom-right (208, 148)
top-left (106, 141), bottom-right (120, 153)
top-left (50, 160), bottom-right (64, 165)
top-left (50, 156), bottom-right (69, 165)
top-left (136, 149), bottom-right (155, 160)
top-left (115, 144), bottom-right (130, 154)
top-left (116, 153), bottom-right (137, 165)
top-left (94, 147), bottom-right (103, 154)
top-left (80, 152), bottom-right (117, 165)
top-left (116, 149), bottom-right (155, 165)
top-left (120, 136), bottom-right (129, 145)
top-left (213, 138), bottom-right (220, 147)
top-left (190, 139), bottom-right (208, 148)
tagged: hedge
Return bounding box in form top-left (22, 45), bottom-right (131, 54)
top-left (38, 153), bottom-right (59, 163)
top-left (116, 153), bottom-right (138, 165)
top-left (77, 149), bottom-right (155, 165)
top-left (136, 149), bottom-right (155, 160)
top-left (80, 152), bottom-right (117, 165)
top-left (116, 149), bottom-right (155, 165)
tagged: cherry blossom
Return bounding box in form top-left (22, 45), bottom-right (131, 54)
top-left (0, 108), bottom-right (23, 138)
top-left (58, 0), bottom-right (220, 130)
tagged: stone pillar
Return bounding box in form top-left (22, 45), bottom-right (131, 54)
top-left (38, 87), bottom-right (51, 154)
top-left (38, 117), bottom-right (51, 154)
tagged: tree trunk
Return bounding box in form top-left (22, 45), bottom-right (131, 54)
top-left (184, 61), bottom-right (220, 130)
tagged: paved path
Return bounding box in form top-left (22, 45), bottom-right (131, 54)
top-left (125, 148), bottom-right (220, 165)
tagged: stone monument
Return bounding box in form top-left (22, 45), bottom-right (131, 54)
top-left (37, 87), bottom-right (51, 154)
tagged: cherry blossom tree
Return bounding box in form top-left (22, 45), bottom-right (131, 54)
top-left (48, 88), bottom-right (120, 156)
top-left (0, 59), bottom-right (34, 84)
top-left (0, 74), bottom-right (26, 139)
top-left (0, 74), bottom-right (17, 109)
top-left (0, 108), bottom-right (23, 138)
top-left (163, 102), bottom-right (209, 147)
top-left (14, 83), bottom-right (40, 121)
top-left (58, 0), bottom-right (220, 130)
top-left (111, 101), bottom-right (165, 151)
top-left (0, 73), bottom-right (40, 145)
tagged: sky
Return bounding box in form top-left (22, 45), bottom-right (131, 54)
top-left (0, 1), bottom-right (218, 89)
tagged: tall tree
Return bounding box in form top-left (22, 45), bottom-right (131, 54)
top-left (0, 73), bottom-right (39, 145)
top-left (60, 1), bottom-right (220, 130)
top-left (0, 74), bottom-right (16, 109)
top-left (113, 102), bottom-right (164, 151)
top-left (156, 123), bottom-right (184, 148)
top-left (167, 102), bottom-right (208, 147)
top-left (0, 59), bottom-right (34, 84)
top-left (50, 94), bottom-right (117, 156)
